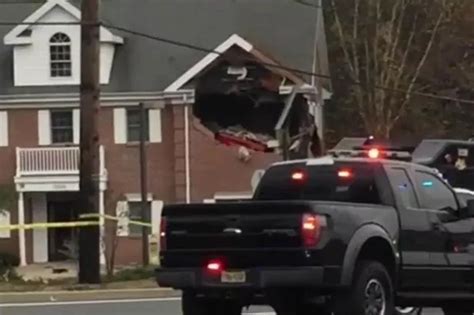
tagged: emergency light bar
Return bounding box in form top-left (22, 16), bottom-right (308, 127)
top-left (328, 148), bottom-right (412, 161)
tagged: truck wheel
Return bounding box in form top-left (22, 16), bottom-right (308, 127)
top-left (335, 261), bottom-right (394, 315)
top-left (182, 292), bottom-right (242, 315)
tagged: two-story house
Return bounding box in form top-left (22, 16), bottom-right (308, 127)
top-left (0, 0), bottom-right (331, 266)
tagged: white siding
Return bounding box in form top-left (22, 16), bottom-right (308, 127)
top-left (73, 109), bottom-right (80, 144)
top-left (113, 108), bottom-right (127, 144)
top-left (0, 111), bottom-right (8, 147)
top-left (149, 109), bottom-right (162, 143)
top-left (12, 6), bottom-right (116, 86)
top-left (38, 110), bottom-right (51, 145)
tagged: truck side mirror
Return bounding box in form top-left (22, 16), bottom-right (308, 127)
top-left (461, 200), bottom-right (474, 218)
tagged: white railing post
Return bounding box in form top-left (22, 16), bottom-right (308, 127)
top-left (99, 145), bottom-right (105, 176)
top-left (15, 147), bottom-right (20, 177)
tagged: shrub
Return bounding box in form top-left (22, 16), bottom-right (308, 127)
top-left (111, 266), bottom-right (154, 282)
top-left (0, 253), bottom-right (20, 282)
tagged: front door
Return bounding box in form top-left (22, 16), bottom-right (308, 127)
top-left (47, 200), bottom-right (78, 261)
top-left (413, 170), bottom-right (474, 290)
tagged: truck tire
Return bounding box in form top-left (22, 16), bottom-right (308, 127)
top-left (335, 260), bottom-right (394, 315)
top-left (182, 291), bottom-right (242, 315)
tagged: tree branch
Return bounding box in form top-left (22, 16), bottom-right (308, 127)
top-left (390, 9), bottom-right (445, 128)
top-left (352, 0), bottom-right (361, 79)
top-left (380, 0), bottom-right (403, 85)
top-left (385, 0), bottom-right (408, 87)
top-left (330, 0), bottom-right (357, 79)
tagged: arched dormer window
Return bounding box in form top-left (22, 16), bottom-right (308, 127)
top-left (50, 33), bottom-right (72, 77)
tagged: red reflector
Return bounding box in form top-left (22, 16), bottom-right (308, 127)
top-left (368, 148), bottom-right (380, 159)
top-left (301, 214), bottom-right (324, 247)
top-left (207, 260), bottom-right (223, 272)
top-left (292, 171), bottom-right (306, 181)
top-left (160, 217), bottom-right (167, 252)
top-left (338, 170), bottom-right (352, 178)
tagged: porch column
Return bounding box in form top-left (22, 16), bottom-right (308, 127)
top-left (18, 192), bottom-right (26, 266)
top-left (99, 189), bottom-right (106, 265)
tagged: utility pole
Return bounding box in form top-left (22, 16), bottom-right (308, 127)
top-left (78, 0), bottom-right (101, 284)
top-left (139, 102), bottom-right (150, 267)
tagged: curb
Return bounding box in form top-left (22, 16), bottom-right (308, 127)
top-left (0, 288), bottom-right (181, 304)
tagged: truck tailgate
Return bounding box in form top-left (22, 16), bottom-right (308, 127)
top-left (161, 201), bottom-right (319, 268)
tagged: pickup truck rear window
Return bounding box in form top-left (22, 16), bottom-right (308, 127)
top-left (254, 163), bottom-right (381, 204)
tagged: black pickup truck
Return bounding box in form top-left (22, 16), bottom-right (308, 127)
top-left (157, 157), bottom-right (474, 315)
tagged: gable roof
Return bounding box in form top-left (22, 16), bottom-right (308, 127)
top-left (165, 33), bottom-right (306, 92)
top-left (0, 0), bottom-right (330, 97)
top-left (3, 0), bottom-right (123, 45)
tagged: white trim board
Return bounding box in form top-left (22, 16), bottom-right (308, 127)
top-left (165, 34), bottom-right (253, 92)
top-left (3, 0), bottom-right (123, 46)
top-left (0, 111), bottom-right (8, 147)
top-left (0, 91), bottom-right (192, 108)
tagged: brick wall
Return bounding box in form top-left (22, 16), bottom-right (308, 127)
top-left (99, 106), bottom-right (176, 266)
top-left (0, 104), bottom-right (282, 265)
top-left (187, 105), bottom-right (280, 202)
top-left (0, 109), bottom-right (37, 259)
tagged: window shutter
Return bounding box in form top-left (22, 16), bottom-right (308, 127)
top-left (38, 110), bottom-right (51, 145)
top-left (114, 108), bottom-right (127, 144)
top-left (116, 201), bottom-right (129, 237)
top-left (149, 109), bottom-right (162, 143)
top-left (73, 109), bottom-right (80, 144)
top-left (151, 200), bottom-right (163, 235)
top-left (0, 111), bottom-right (8, 147)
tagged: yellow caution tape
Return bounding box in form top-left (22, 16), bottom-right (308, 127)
top-left (0, 213), bottom-right (152, 231)
top-left (0, 221), bottom-right (99, 231)
top-left (80, 213), bottom-right (153, 228)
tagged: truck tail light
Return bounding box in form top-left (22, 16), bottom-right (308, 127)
top-left (301, 214), bottom-right (325, 247)
top-left (206, 259), bottom-right (224, 273)
top-left (160, 217), bottom-right (167, 252)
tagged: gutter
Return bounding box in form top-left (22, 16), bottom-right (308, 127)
top-left (0, 90), bottom-right (195, 108)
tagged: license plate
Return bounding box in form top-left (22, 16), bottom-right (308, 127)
top-left (221, 271), bottom-right (246, 283)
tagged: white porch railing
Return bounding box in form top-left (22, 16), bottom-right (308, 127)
top-left (16, 146), bottom-right (105, 176)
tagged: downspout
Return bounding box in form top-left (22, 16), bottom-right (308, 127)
top-left (184, 102), bottom-right (191, 204)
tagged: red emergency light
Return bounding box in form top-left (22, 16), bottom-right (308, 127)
top-left (368, 148), bottom-right (380, 159)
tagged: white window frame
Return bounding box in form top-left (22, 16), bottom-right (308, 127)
top-left (126, 108), bottom-right (149, 143)
top-left (49, 32), bottom-right (72, 78)
top-left (114, 107), bottom-right (162, 144)
top-left (50, 109), bottom-right (74, 145)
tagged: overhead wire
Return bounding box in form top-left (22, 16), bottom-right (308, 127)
top-left (0, 19), bottom-right (472, 105)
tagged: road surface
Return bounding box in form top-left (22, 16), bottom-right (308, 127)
top-left (0, 298), bottom-right (443, 315)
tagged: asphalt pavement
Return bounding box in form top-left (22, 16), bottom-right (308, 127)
top-left (0, 298), bottom-right (443, 315)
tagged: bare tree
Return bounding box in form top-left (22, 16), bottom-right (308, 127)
top-left (328, 0), bottom-right (451, 138)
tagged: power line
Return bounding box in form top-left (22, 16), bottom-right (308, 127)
top-left (0, 19), bottom-right (473, 105)
top-left (0, 21), bottom-right (96, 26)
top-left (103, 23), bottom-right (474, 105)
